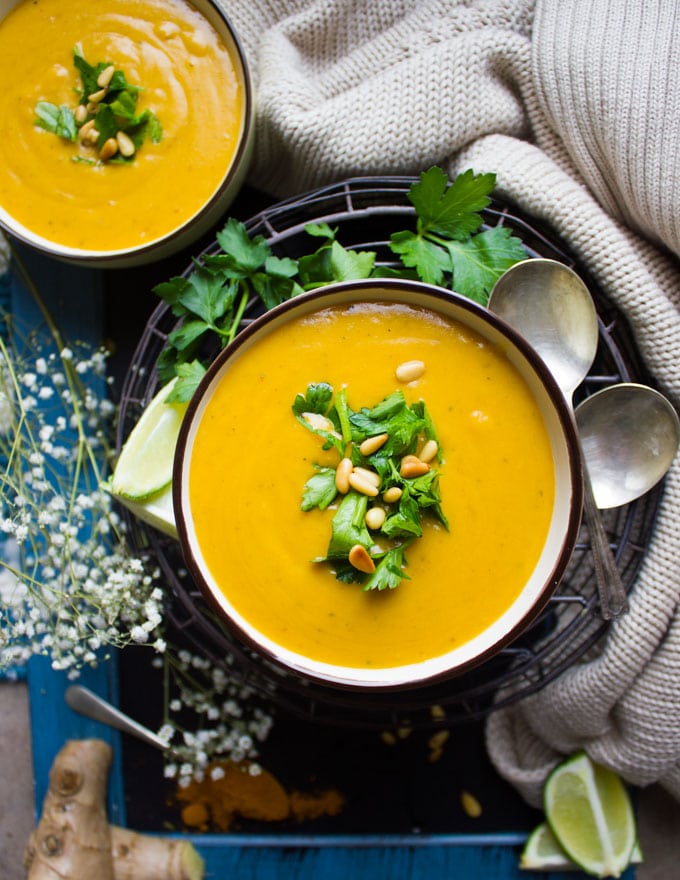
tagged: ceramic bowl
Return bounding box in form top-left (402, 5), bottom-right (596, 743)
top-left (174, 279), bottom-right (584, 691)
top-left (0, 0), bottom-right (254, 268)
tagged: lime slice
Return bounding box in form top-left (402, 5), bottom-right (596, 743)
top-left (544, 751), bottom-right (636, 878)
top-left (112, 482), bottom-right (178, 539)
top-left (110, 377), bottom-right (188, 502)
top-left (520, 821), bottom-right (643, 872)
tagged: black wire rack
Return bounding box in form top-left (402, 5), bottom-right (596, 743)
top-left (116, 176), bottom-right (662, 730)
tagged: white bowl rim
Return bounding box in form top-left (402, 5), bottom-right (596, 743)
top-left (173, 277), bottom-right (584, 692)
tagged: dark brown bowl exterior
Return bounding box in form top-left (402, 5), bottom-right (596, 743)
top-left (173, 279), bottom-right (584, 692)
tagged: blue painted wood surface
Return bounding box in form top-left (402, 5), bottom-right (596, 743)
top-left (8, 247), bottom-right (636, 879)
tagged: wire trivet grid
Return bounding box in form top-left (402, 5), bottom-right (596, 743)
top-left (116, 176), bottom-right (662, 729)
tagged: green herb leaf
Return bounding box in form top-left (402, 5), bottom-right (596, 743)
top-left (301, 466), bottom-right (338, 511)
top-left (409, 166), bottom-right (496, 240)
top-left (382, 493), bottom-right (423, 539)
top-left (325, 493), bottom-right (371, 559)
top-left (35, 102), bottom-right (77, 141)
top-left (445, 226), bottom-right (528, 304)
top-left (215, 219), bottom-right (272, 273)
top-left (292, 383), bottom-right (334, 417)
top-left (389, 229), bottom-right (451, 286)
top-left (364, 545), bottom-right (411, 592)
top-left (165, 360), bottom-right (207, 403)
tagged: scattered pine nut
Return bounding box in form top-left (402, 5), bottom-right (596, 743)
top-left (335, 457), bottom-right (353, 494)
top-left (461, 790), bottom-right (483, 818)
top-left (400, 454), bottom-right (430, 478)
top-left (348, 544), bottom-right (375, 574)
top-left (418, 439), bottom-right (439, 463)
top-left (99, 137), bottom-right (118, 161)
top-left (365, 507), bottom-right (386, 530)
top-left (302, 411), bottom-right (334, 432)
top-left (353, 467), bottom-right (381, 488)
top-left (382, 486), bottom-right (403, 504)
top-left (86, 128), bottom-right (100, 145)
top-left (116, 130), bottom-right (136, 157)
top-left (359, 432), bottom-right (388, 456)
top-left (395, 359), bottom-right (425, 383)
top-left (348, 472), bottom-right (379, 497)
top-left (88, 87), bottom-right (108, 104)
top-left (74, 104), bottom-right (88, 124)
top-left (96, 65), bottom-right (115, 88)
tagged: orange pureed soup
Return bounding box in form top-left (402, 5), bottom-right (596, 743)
top-left (0, 0), bottom-right (244, 251)
top-left (188, 302), bottom-right (556, 671)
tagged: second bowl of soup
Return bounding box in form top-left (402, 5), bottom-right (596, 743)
top-left (174, 279), bottom-right (583, 690)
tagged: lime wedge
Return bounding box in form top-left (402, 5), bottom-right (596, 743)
top-left (520, 821), bottom-right (643, 872)
top-left (111, 377), bottom-right (188, 502)
top-left (543, 752), bottom-right (636, 878)
top-left (113, 482), bottom-right (178, 539)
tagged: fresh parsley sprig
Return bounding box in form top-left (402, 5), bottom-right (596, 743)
top-left (153, 167), bottom-right (527, 402)
top-left (296, 382), bottom-right (447, 592)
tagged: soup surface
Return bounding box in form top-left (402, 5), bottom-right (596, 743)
top-left (188, 302), bottom-right (556, 670)
top-left (0, 0), bottom-right (244, 251)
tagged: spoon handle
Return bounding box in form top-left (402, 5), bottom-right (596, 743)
top-left (65, 684), bottom-right (167, 751)
top-left (582, 465), bottom-right (629, 620)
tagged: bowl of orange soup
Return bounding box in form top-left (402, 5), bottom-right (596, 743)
top-left (0, 0), bottom-right (253, 267)
top-left (174, 279), bottom-right (584, 691)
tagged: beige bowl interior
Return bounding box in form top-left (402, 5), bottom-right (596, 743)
top-left (175, 280), bottom-right (583, 691)
top-left (0, 0), bottom-right (254, 268)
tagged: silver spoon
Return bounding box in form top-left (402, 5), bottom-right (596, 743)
top-left (488, 258), bottom-right (629, 620)
top-left (65, 684), bottom-right (167, 751)
top-left (575, 383), bottom-right (680, 509)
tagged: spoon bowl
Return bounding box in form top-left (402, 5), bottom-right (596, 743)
top-left (576, 383), bottom-right (680, 509)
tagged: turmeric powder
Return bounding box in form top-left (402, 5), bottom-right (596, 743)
top-left (175, 760), bottom-right (344, 832)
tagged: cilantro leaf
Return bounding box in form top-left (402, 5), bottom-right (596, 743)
top-left (364, 545), bottom-right (411, 592)
top-left (215, 219), bottom-right (271, 273)
top-left (301, 466), bottom-right (338, 511)
top-left (35, 102), bottom-right (77, 141)
top-left (389, 229), bottom-right (451, 286)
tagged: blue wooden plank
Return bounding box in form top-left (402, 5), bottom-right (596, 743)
top-left (8, 246), bottom-right (125, 824)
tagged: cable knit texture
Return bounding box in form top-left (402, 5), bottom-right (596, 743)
top-left (218, 0), bottom-right (680, 805)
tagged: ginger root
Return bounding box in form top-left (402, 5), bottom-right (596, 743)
top-left (24, 739), bottom-right (204, 880)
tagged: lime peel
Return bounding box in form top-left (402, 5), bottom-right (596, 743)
top-left (110, 376), bottom-right (188, 502)
top-left (520, 821), bottom-right (643, 872)
top-left (543, 751), bottom-right (636, 878)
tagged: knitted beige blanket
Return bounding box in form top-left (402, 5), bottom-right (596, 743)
top-left (221, 0), bottom-right (680, 806)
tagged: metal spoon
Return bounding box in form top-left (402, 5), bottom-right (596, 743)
top-left (575, 383), bottom-right (680, 509)
top-left (65, 684), bottom-right (167, 751)
top-left (488, 258), bottom-right (629, 620)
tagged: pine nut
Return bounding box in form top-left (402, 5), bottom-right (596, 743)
top-left (348, 472), bottom-right (379, 497)
top-left (382, 486), bottom-right (403, 504)
top-left (419, 439), bottom-right (439, 463)
top-left (461, 790), bottom-right (482, 819)
top-left (86, 129), bottom-right (100, 145)
top-left (74, 104), bottom-right (88, 124)
top-left (359, 432), bottom-right (388, 456)
top-left (88, 88), bottom-right (108, 104)
top-left (353, 467), bottom-right (381, 488)
top-left (78, 119), bottom-right (97, 142)
top-left (116, 130), bottom-right (136, 157)
top-left (348, 544), bottom-right (375, 574)
top-left (86, 102), bottom-right (99, 115)
top-left (99, 137), bottom-right (118, 161)
top-left (400, 454), bottom-right (430, 478)
top-left (395, 359), bottom-right (425, 383)
top-left (365, 507), bottom-right (386, 530)
top-left (97, 65), bottom-right (115, 88)
top-left (335, 457), bottom-right (353, 494)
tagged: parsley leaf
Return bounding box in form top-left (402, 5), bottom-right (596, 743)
top-left (302, 466), bottom-right (338, 511)
top-left (35, 102), bottom-right (77, 141)
top-left (364, 545), bottom-right (411, 592)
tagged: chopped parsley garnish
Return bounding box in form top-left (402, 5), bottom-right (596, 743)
top-left (153, 167), bottom-right (527, 403)
top-left (295, 382), bottom-right (448, 591)
top-left (34, 47), bottom-right (162, 163)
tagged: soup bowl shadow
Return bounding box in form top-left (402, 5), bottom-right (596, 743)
top-left (173, 279), bottom-right (584, 692)
top-left (0, 0), bottom-right (254, 268)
